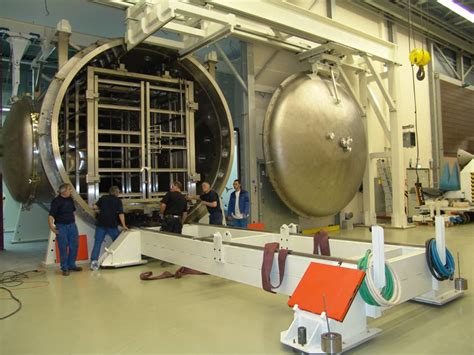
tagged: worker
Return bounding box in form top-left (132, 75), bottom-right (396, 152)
top-left (187, 181), bottom-right (223, 225)
top-left (227, 179), bottom-right (250, 228)
top-left (48, 183), bottom-right (82, 276)
top-left (90, 186), bottom-right (128, 269)
top-left (160, 181), bottom-right (188, 234)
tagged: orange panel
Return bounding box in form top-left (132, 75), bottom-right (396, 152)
top-left (55, 234), bottom-right (89, 263)
top-left (248, 223), bottom-right (265, 230)
top-left (288, 262), bottom-right (365, 322)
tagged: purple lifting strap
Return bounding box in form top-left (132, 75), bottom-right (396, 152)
top-left (261, 242), bottom-right (290, 293)
top-left (140, 267), bottom-right (206, 280)
top-left (313, 230), bottom-right (331, 256)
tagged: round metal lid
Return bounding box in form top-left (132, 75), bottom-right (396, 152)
top-left (263, 73), bottom-right (367, 217)
top-left (2, 95), bottom-right (39, 204)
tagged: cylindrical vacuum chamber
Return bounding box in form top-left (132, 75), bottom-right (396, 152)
top-left (1, 40), bottom-right (234, 224)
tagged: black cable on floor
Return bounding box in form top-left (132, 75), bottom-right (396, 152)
top-left (0, 270), bottom-right (44, 287)
top-left (0, 270), bottom-right (46, 320)
top-left (0, 287), bottom-right (22, 320)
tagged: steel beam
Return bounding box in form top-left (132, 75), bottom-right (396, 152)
top-left (209, 0), bottom-right (397, 63)
top-left (367, 86), bottom-right (391, 140)
top-left (387, 63), bottom-right (407, 228)
top-left (339, 68), bottom-right (366, 116)
top-left (215, 43), bottom-right (248, 93)
top-left (363, 56), bottom-right (396, 112)
top-left (243, 43), bottom-right (259, 224)
top-left (427, 40), bottom-right (442, 188)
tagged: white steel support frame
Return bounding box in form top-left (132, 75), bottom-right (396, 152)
top-left (93, 0), bottom-right (397, 62)
top-left (100, 223), bottom-right (463, 353)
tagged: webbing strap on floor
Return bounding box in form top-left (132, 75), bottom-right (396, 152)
top-left (313, 230), bottom-right (331, 256)
top-left (261, 242), bottom-right (290, 293)
top-left (140, 267), bottom-right (206, 281)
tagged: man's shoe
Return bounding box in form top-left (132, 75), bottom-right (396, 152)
top-left (62, 270), bottom-right (70, 276)
top-left (69, 266), bottom-right (83, 272)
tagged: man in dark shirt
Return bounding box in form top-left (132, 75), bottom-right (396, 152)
top-left (188, 181), bottom-right (223, 225)
top-left (160, 181), bottom-right (188, 234)
top-left (90, 186), bottom-right (128, 268)
top-left (48, 183), bottom-right (82, 276)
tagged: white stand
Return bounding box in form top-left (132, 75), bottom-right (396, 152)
top-left (11, 203), bottom-right (50, 243)
top-left (101, 229), bottom-right (146, 268)
top-left (43, 216), bottom-right (98, 267)
top-left (281, 303), bottom-right (381, 354)
top-left (413, 216), bottom-right (464, 305)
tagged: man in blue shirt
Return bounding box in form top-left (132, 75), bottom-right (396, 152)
top-left (227, 179), bottom-right (250, 228)
top-left (90, 186), bottom-right (128, 269)
top-left (48, 183), bottom-right (82, 276)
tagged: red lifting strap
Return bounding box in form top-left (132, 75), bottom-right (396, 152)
top-left (261, 242), bottom-right (290, 293)
top-left (140, 267), bottom-right (206, 281)
top-left (313, 230), bottom-right (331, 256)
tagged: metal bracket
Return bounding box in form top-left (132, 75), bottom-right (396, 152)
top-left (213, 232), bottom-right (225, 263)
top-left (85, 89), bottom-right (99, 100)
top-left (188, 101), bottom-right (199, 111)
top-left (86, 174), bottom-right (101, 184)
top-left (279, 224), bottom-right (290, 250)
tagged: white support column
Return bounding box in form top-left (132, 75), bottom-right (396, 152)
top-left (360, 72), bottom-right (376, 226)
top-left (371, 225), bottom-right (386, 289)
top-left (387, 64), bottom-right (407, 228)
top-left (7, 34), bottom-right (31, 98)
top-left (56, 19), bottom-right (72, 70)
top-left (435, 216), bottom-right (446, 264)
top-left (244, 43), bottom-right (259, 224)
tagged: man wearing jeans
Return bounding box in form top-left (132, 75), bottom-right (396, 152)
top-left (48, 183), bottom-right (82, 276)
top-left (90, 186), bottom-right (128, 269)
top-left (227, 179), bottom-right (250, 228)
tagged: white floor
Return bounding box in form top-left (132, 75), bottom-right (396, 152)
top-left (0, 224), bottom-right (473, 354)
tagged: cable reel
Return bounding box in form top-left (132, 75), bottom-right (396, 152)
top-left (409, 48), bottom-right (431, 81)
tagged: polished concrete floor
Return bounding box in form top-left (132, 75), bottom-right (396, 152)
top-left (0, 224), bottom-right (473, 355)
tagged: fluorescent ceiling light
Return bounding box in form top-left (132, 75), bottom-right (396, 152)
top-left (437, 0), bottom-right (474, 23)
top-left (1, 107), bottom-right (10, 112)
